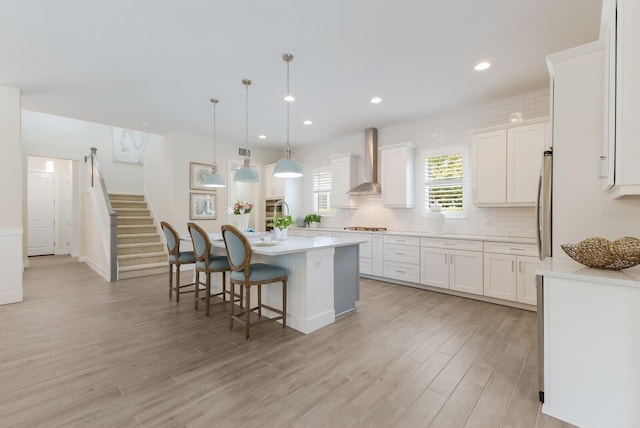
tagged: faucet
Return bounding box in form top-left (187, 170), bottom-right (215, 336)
top-left (274, 199), bottom-right (290, 219)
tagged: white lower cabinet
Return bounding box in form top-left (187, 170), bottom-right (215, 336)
top-left (382, 235), bottom-right (420, 282)
top-left (420, 238), bottom-right (484, 295)
top-left (483, 242), bottom-right (539, 305)
top-left (372, 234), bottom-right (384, 276)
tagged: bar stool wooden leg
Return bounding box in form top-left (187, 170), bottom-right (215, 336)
top-left (194, 272), bottom-right (199, 311)
top-left (176, 265), bottom-right (181, 303)
top-left (245, 285), bottom-right (251, 340)
top-left (169, 265), bottom-right (174, 300)
top-left (282, 279), bottom-right (287, 330)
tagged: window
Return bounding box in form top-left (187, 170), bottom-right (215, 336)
top-left (424, 149), bottom-right (466, 217)
top-left (313, 170), bottom-right (333, 213)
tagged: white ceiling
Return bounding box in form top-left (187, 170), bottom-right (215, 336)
top-left (0, 0), bottom-right (602, 149)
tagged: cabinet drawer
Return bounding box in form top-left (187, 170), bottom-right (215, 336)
top-left (384, 244), bottom-right (420, 264)
top-left (310, 230), bottom-right (334, 237)
top-left (384, 235), bottom-right (420, 246)
top-left (420, 238), bottom-right (483, 252)
top-left (483, 241), bottom-right (537, 257)
top-left (383, 261), bottom-right (420, 283)
top-left (360, 258), bottom-right (372, 275)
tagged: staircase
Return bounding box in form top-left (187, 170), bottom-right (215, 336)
top-left (110, 194), bottom-right (167, 280)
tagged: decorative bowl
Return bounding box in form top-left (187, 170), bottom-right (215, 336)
top-left (561, 236), bottom-right (640, 270)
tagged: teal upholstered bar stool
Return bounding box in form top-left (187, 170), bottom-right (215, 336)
top-left (221, 224), bottom-right (288, 339)
top-left (187, 222), bottom-right (231, 316)
top-left (161, 221), bottom-right (197, 303)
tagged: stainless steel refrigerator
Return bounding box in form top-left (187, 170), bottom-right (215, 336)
top-left (535, 149), bottom-right (552, 403)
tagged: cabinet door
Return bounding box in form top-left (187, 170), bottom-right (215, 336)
top-left (516, 255), bottom-right (540, 305)
top-left (263, 164), bottom-right (285, 198)
top-left (372, 234), bottom-right (384, 276)
top-left (483, 253), bottom-right (517, 301)
top-left (420, 247), bottom-right (449, 289)
top-left (449, 250), bottom-right (483, 295)
top-left (380, 145), bottom-right (414, 208)
top-left (507, 123), bottom-right (548, 203)
top-left (472, 130), bottom-right (507, 204)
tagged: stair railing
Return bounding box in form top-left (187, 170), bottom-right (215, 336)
top-left (84, 147), bottom-right (118, 281)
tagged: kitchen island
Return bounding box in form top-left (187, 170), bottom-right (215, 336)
top-left (206, 234), bottom-right (367, 334)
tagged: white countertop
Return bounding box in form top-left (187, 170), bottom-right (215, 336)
top-left (184, 233), bottom-right (367, 256)
top-left (293, 227), bottom-right (537, 245)
top-left (538, 257), bottom-right (640, 288)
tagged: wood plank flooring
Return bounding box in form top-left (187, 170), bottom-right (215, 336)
top-left (0, 255), bottom-right (575, 427)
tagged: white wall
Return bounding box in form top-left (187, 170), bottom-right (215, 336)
top-left (294, 88), bottom-right (550, 237)
top-left (143, 130), bottom-right (281, 237)
top-left (22, 110), bottom-right (145, 194)
top-left (0, 86), bottom-right (23, 304)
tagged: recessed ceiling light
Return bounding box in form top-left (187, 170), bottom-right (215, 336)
top-left (370, 97), bottom-right (382, 104)
top-left (303, 120), bottom-right (312, 125)
top-left (258, 135), bottom-right (267, 139)
top-left (474, 61), bottom-right (491, 71)
top-left (284, 95), bottom-right (295, 102)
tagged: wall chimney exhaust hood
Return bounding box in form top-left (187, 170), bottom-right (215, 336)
top-left (347, 128), bottom-right (381, 195)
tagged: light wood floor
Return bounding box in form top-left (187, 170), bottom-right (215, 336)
top-left (0, 255), bottom-right (574, 427)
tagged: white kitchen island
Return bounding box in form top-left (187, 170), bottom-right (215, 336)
top-left (206, 234), bottom-right (367, 334)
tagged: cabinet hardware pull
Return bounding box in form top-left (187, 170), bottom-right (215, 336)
top-left (519, 261), bottom-right (522, 273)
top-left (444, 254), bottom-right (448, 264)
top-left (512, 260), bottom-right (515, 272)
top-left (509, 248), bottom-right (524, 251)
top-left (451, 255), bottom-right (454, 265)
top-left (396, 252), bottom-right (405, 255)
top-left (396, 270), bottom-right (405, 273)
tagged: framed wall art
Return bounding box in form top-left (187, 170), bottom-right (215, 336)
top-left (190, 162), bottom-right (213, 190)
top-left (190, 193), bottom-right (217, 220)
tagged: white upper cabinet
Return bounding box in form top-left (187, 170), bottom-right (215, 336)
top-left (472, 120), bottom-right (549, 206)
top-left (331, 153), bottom-right (359, 208)
top-left (602, 0), bottom-right (640, 197)
top-left (263, 163), bottom-right (285, 199)
top-left (380, 143), bottom-right (415, 208)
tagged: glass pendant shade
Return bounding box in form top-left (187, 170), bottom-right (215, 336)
top-left (234, 157), bottom-right (260, 182)
top-left (203, 162), bottom-right (226, 187)
top-left (204, 98), bottom-right (226, 188)
top-left (273, 146), bottom-right (303, 178)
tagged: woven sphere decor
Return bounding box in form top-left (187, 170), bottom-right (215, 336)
top-left (561, 236), bottom-right (640, 270)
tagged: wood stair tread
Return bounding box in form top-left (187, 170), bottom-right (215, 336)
top-left (117, 251), bottom-right (166, 261)
top-left (119, 262), bottom-right (167, 272)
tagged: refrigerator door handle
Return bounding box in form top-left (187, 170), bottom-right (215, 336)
top-left (536, 170), bottom-right (543, 259)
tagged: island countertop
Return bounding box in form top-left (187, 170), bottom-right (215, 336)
top-left (211, 235), bottom-right (368, 256)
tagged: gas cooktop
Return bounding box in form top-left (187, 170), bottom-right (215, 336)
top-left (343, 226), bottom-right (387, 232)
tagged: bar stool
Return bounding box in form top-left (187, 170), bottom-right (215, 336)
top-left (221, 224), bottom-right (288, 339)
top-left (160, 221), bottom-right (196, 303)
top-left (187, 222), bottom-right (231, 316)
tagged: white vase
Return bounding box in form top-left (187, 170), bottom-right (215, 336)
top-left (274, 228), bottom-right (288, 240)
top-left (426, 203), bottom-right (446, 234)
top-left (235, 213), bottom-right (250, 232)
top-left (309, 222), bottom-right (318, 229)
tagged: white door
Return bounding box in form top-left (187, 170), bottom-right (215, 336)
top-left (28, 171), bottom-right (55, 256)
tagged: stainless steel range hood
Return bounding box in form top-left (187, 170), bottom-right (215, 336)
top-left (347, 128), bottom-right (381, 195)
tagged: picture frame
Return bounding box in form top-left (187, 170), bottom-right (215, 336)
top-left (190, 162), bottom-right (212, 190)
top-left (190, 193), bottom-right (217, 220)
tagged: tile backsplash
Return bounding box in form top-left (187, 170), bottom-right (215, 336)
top-left (295, 88), bottom-right (549, 238)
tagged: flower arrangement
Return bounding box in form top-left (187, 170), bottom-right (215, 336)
top-left (230, 200), bottom-right (253, 215)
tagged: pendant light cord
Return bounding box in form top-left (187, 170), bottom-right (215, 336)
top-left (243, 79), bottom-right (251, 156)
top-left (210, 98), bottom-right (218, 163)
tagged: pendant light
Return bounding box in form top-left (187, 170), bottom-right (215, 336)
top-left (203, 98), bottom-right (226, 188)
top-left (234, 79), bottom-right (260, 182)
top-left (273, 53), bottom-right (303, 178)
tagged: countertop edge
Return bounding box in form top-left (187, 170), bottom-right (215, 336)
top-left (538, 257), bottom-right (640, 288)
